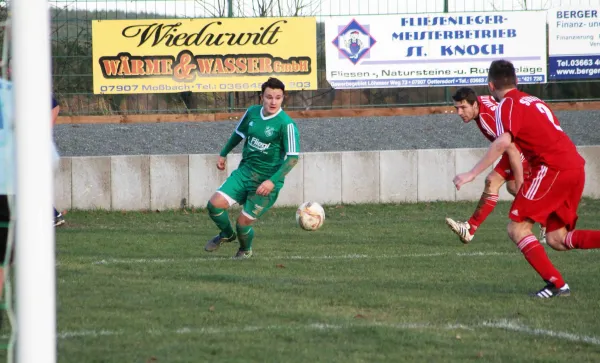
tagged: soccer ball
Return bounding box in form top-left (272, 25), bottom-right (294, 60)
top-left (295, 202), bottom-right (325, 231)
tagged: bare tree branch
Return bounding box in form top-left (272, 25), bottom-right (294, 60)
top-left (195, 0), bottom-right (228, 17)
top-left (236, 0), bottom-right (245, 17)
top-left (487, 0), bottom-right (499, 11)
top-left (252, 0), bottom-right (276, 17)
top-left (542, 0), bottom-right (551, 10)
top-left (239, 0), bottom-right (318, 17)
top-left (518, 0), bottom-right (527, 10)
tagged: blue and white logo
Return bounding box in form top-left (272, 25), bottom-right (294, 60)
top-left (332, 19), bottom-right (376, 65)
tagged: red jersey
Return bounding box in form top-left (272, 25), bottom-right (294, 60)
top-left (474, 95), bottom-right (499, 142)
top-left (494, 89), bottom-right (584, 170)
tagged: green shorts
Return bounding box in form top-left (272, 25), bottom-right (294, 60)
top-left (217, 167), bottom-right (281, 219)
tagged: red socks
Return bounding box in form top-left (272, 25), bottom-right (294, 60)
top-left (468, 193), bottom-right (499, 235)
top-left (515, 230), bottom-right (600, 287)
top-left (518, 235), bottom-right (565, 288)
top-left (564, 230), bottom-right (600, 250)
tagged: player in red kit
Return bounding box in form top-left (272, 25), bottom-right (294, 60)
top-left (453, 60), bottom-right (600, 298)
top-left (445, 87), bottom-right (543, 244)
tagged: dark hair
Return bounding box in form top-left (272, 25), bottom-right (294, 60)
top-left (261, 77), bottom-right (285, 94)
top-left (488, 60), bottom-right (517, 90)
top-left (452, 87), bottom-right (478, 105)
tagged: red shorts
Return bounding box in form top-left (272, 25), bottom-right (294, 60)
top-left (509, 166), bottom-right (585, 232)
top-left (493, 152), bottom-right (530, 181)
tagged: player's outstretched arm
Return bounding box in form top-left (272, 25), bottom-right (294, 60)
top-left (215, 132), bottom-right (244, 171)
top-left (269, 155), bottom-right (299, 184)
top-left (219, 132), bottom-right (243, 158)
top-left (505, 142), bottom-right (524, 191)
top-left (454, 132), bottom-right (512, 190)
top-left (256, 155), bottom-right (299, 196)
top-left (273, 121), bottom-right (300, 183)
top-left (219, 107), bottom-right (252, 159)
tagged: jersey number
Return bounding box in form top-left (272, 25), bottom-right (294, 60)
top-left (536, 103), bottom-right (563, 132)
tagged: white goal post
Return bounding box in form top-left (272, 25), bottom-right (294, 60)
top-left (11, 0), bottom-right (56, 362)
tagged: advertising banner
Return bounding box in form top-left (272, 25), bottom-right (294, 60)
top-left (325, 12), bottom-right (547, 88)
top-left (548, 8), bottom-right (600, 80)
top-left (92, 17), bottom-right (317, 94)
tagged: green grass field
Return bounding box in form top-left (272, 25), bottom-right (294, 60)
top-left (6, 199), bottom-right (600, 362)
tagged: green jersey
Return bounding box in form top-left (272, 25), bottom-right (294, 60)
top-left (233, 105), bottom-right (300, 178)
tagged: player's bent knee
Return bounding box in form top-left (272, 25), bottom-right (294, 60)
top-left (206, 201), bottom-right (220, 215)
top-left (484, 172), bottom-right (504, 194)
top-left (506, 181), bottom-right (518, 196)
top-left (507, 221), bottom-right (531, 244)
top-left (237, 212), bottom-right (255, 227)
top-left (506, 222), bottom-right (518, 243)
top-left (209, 192), bottom-right (231, 209)
top-left (546, 230), bottom-right (568, 251)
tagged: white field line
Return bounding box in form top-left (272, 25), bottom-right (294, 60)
top-left (39, 320), bottom-right (600, 346)
top-left (482, 319), bottom-right (600, 345)
top-left (91, 251), bottom-right (515, 265)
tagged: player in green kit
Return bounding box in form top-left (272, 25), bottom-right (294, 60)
top-left (204, 77), bottom-right (301, 259)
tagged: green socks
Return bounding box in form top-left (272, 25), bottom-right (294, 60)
top-left (207, 202), bottom-right (234, 238)
top-left (207, 202), bottom-right (255, 250)
top-left (236, 224), bottom-right (254, 251)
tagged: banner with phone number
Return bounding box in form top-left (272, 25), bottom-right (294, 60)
top-left (324, 12), bottom-right (547, 89)
top-left (548, 7), bottom-right (600, 80)
top-left (92, 17), bottom-right (317, 94)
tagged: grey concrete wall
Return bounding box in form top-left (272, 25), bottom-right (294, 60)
top-left (54, 147), bottom-right (600, 211)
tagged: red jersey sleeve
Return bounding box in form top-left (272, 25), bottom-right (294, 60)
top-left (495, 97), bottom-right (521, 139)
top-left (475, 96), bottom-right (499, 142)
top-left (496, 90), bottom-right (584, 170)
